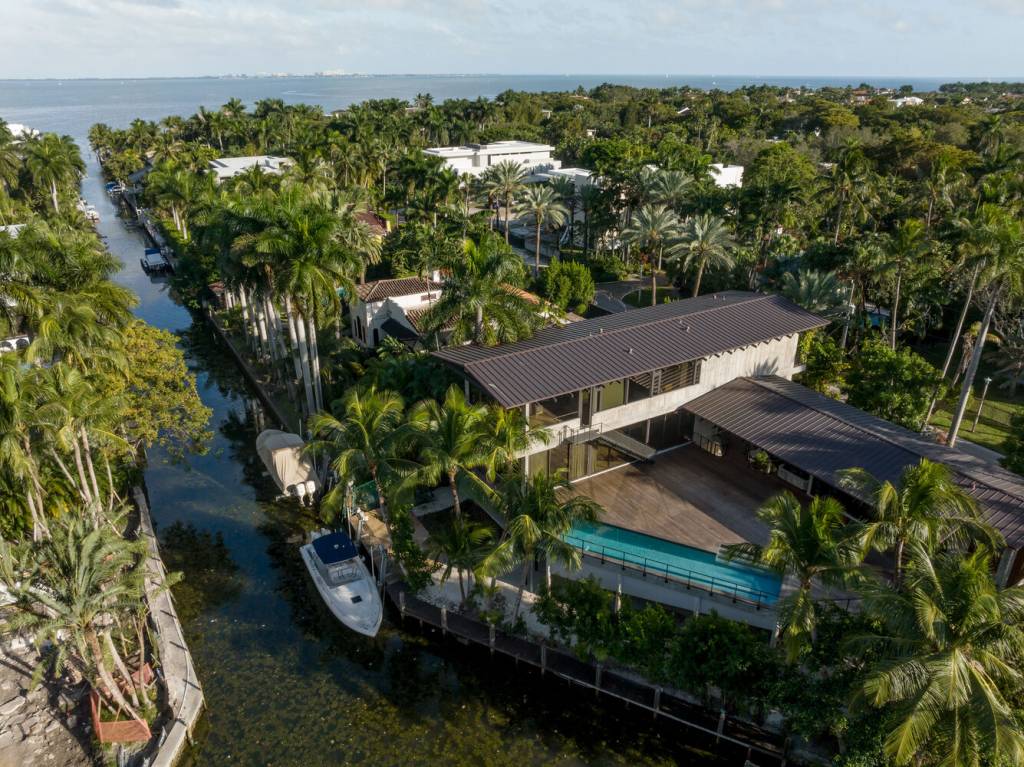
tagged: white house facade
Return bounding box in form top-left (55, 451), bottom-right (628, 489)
top-left (423, 141), bottom-right (561, 179)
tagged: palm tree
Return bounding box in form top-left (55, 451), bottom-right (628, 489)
top-left (779, 270), bottom-right (845, 314)
top-left (483, 470), bottom-right (603, 618)
top-left (652, 169), bottom-right (693, 215)
top-left (0, 512), bottom-right (151, 720)
top-left (670, 213), bottom-right (735, 298)
top-left (24, 134), bottom-right (85, 214)
top-left (850, 547), bottom-right (1024, 767)
top-left (882, 218), bottom-right (930, 350)
top-left (549, 177), bottom-right (579, 250)
top-left (828, 140), bottom-right (876, 245)
top-left (427, 516), bottom-right (494, 604)
top-left (839, 459), bottom-right (1001, 584)
top-left (410, 385), bottom-right (491, 520)
top-left (0, 357), bottom-right (49, 540)
top-left (423, 235), bottom-right (538, 346)
top-left (481, 160), bottom-right (527, 244)
top-left (479, 405), bottom-right (550, 480)
top-left (515, 184), bottom-right (568, 278)
top-left (947, 211), bottom-right (1024, 446)
top-left (723, 492), bottom-right (861, 662)
top-left (307, 386), bottom-right (411, 523)
top-left (620, 204), bottom-right (681, 306)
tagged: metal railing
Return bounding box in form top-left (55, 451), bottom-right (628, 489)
top-left (564, 534), bottom-right (778, 610)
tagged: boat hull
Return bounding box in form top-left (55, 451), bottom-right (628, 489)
top-left (300, 544), bottom-right (383, 637)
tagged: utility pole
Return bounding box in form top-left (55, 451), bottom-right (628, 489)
top-left (971, 376), bottom-right (993, 433)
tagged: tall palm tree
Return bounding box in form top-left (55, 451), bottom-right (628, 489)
top-left (479, 405), bottom-right (550, 481)
top-left (427, 516), bottom-right (494, 604)
top-left (652, 169), bottom-right (693, 216)
top-left (620, 204), bottom-right (681, 306)
top-left (483, 470), bottom-right (603, 618)
top-left (307, 386), bottom-right (411, 523)
top-left (481, 160), bottom-right (527, 244)
top-left (828, 140), bottom-right (876, 245)
top-left (423, 235), bottom-right (538, 346)
top-left (839, 459), bottom-right (1000, 583)
top-left (723, 492), bottom-right (861, 662)
top-left (670, 213), bottom-right (735, 298)
top-left (0, 357), bottom-right (49, 540)
top-left (515, 184), bottom-right (568, 278)
top-left (882, 218), bottom-right (930, 350)
top-left (549, 177), bottom-right (579, 250)
top-left (947, 211), bottom-right (1024, 446)
top-left (23, 134), bottom-right (85, 214)
top-left (850, 547), bottom-right (1024, 767)
top-left (410, 385), bottom-right (491, 520)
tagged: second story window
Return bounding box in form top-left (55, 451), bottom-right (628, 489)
top-left (658, 360), bottom-right (702, 393)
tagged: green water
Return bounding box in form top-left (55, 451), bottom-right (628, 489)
top-left (80, 150), bottom-right (728, 767)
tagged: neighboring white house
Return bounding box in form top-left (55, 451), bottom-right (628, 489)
top-left (349, 276), bottom-right (443, 349)
top-left (0, 224), bottom-right (25, 238)
top-left (423, 141), bottom-right (561, 179)
top-left (710, 163), bottom-right (744, 188)
top-left (890, 96), bottom-right (924, 108)
top-left (208, 155), bottom-right (293, 182)
top-left (536, 167), bottom-right (595, 190)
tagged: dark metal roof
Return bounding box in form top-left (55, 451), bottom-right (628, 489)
top-left (432, 292), bottom-right (826, 408)
top-left (379, 318), bottom-right (419, 343)
top-left (355, 277), bottom-right (441, 303)
top-left (682, 376), bottom-right (1024, 548)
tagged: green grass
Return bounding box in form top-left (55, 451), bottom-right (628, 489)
top-left (914, 341), bottom-right (1023, 454)
top-left (623, 288), bottom-right (677, 308)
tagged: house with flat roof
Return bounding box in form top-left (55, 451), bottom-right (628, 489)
top-left (423, 141), bottom-right (561, 179)
top-left (433, 291), bottom-right (1024, 624)
top-left (208, 155), bottom-right (293, 182)
top-left (710, 163), bottom-right (744, 188)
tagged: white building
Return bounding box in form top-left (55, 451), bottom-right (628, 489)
top-left (536, 167), bottom-right (595, 190)
top-left (208, 155), bottom-right (293, 182)
top-left (423, 141), bottom-right (561, 180)
top-left (710, 163), bottom-right (744, 188)
top-left (6, 123), bottom-right (38, 141)
top-left (890, 96), bottom-right (924, 108)
top-left (349, 276), bottom-right (443, 349)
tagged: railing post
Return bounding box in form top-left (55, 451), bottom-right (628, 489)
top-left (716, 709), bottom-right (726, 743)
top-left (595, 663), bottom-right (603, 694)
top-left (441, 606), bottom-right (447, 636)
top-left (399, 590), bottom-right (406, 622)
top-left (540, 642), bottom-right (547, 675)
top-left (489, 623), bottom-right (496, 656)
top-left (653, 686), bottom-right (661, 715)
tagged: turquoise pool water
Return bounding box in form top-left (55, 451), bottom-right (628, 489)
top-left (566, 522), bottom-right (782, 606)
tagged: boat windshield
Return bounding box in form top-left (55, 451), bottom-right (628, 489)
top-left (325, 561), bottom-right (360, 586)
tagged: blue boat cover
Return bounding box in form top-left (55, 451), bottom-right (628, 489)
top-left (312, 531), bottom-right (358, 565)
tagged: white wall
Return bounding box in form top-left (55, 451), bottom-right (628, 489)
top-left (350, 289), bottom-right (442, 348)
top-left (526, 333), bottom-right (801, 456)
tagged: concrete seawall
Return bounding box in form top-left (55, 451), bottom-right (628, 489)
top-left (135, 486), bottom-right (204, 767)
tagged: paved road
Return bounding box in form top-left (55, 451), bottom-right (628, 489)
top-left (594, 277), bottom-right (674, 313)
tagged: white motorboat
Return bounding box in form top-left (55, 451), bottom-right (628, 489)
top-left (300, 530), bottom-right (383, 637)
top-left (255, 429), bottom-right (319, 503)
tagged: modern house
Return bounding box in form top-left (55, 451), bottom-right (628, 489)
top-left (710, 163), bottom-right (744, 188)
top-left (423, 141), bottom-right (561, 180)
top-left (890, 96), bottom-right (925, 108)
top-left (208, 155), bottom-right (293, 182)
top-left (432, 291), bottom-right (1024, 625)
top-left (536, 167), bottom-right (595, 190)
top-left (349, 276), bottom-right (443, 349)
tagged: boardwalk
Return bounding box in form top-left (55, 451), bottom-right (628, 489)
top-left (386, 580), bottom-right (791, 766)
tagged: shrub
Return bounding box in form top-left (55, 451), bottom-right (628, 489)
top-left (844, 338), bottom-right (942, 430)
top-left (798, 331), bottom-right (847, 393)
top-left (535, 577), bottom-right (616, 661)
top-left (1002, 412), bottom-right (1024, 476)
top-left (541, 258), bottom-right (596, 313)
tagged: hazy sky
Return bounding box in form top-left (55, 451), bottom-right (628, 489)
top-left (2, 0), bottom-right (1022, 79)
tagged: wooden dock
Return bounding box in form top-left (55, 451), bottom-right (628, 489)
top-left (386, 580), bottom-right (793, 766)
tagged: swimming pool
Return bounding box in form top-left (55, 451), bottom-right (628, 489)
top-left (564, 521), bottom-right (782, 607)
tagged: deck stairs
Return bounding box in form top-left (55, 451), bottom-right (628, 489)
top-left (597, 429), bottom-right (656, 462)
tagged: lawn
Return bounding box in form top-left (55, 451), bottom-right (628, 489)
top-left (623, 288), bottom-right (678, 308)
top-left (914, 341), bottom-right (1023, 455)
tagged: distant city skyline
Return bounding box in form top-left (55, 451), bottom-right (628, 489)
top-left (1, 1), bottom-right (1022, 81)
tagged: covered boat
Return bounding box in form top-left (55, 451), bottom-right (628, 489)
top-left (300, 530), bottom-right (383, 637)
top-left (255, 429), bottom-right (319, 503)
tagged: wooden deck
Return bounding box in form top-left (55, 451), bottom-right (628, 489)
top-left (567, 445), bottom-right (798, 552)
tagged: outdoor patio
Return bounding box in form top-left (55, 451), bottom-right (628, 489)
top-left (566, 444), bottom-right (801, 553)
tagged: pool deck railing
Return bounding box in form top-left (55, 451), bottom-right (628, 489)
top-left (563, 532), bottom-right (779, 610)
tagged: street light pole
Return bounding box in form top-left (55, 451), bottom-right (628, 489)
top-left (971, 376), bottom-right (993, 433)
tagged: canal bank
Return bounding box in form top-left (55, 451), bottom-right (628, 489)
top-left (81, 154), bottom-right (733, 765)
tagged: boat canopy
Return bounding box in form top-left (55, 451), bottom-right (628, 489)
top-left (312, 531), bottom-right (358, 565)
top-left (255, 429), bottom-right (319, 499)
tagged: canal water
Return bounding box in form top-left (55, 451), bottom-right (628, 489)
top-left (67, 136), bottom-right (725, 767)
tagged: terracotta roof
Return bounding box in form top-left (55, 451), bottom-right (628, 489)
top-left (683, 376), bottom-right (1024, 549)
top-left (355, 277), bottom-right (441, 303)
top-left (433, 292), bottom-right (825, 408)
top-left (356, 210), bottom-right (388, 237)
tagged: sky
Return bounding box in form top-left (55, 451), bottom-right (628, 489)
top-left (1, 0), bottom-right (1022, 80)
